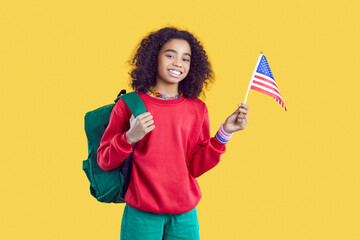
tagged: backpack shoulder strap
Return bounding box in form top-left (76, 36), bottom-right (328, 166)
top-left (116, 91), bottom-right (147, 117)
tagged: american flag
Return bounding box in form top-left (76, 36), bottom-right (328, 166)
top-left (245, 53), bottom-right (287, 111)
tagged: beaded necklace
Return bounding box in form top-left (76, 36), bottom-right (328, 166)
top-left (149, 86), bottom-right (183, 100)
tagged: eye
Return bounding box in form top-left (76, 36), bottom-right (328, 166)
top-left (183, 59), bottom-right (190, 62)
top-left (166, 55), bottom-right (174, 59)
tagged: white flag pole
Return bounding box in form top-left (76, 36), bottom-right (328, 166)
top-left (244, 52), bottom-right (264, 104)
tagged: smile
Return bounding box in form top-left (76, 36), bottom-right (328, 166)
top-left (168, 69), bottom-right (182, 77)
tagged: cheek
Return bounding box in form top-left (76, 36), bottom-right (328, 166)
top-left (157, 60), bottom-right (164, 73)
top-left (157, 62), bottom-right (169, 77)
top-left (158, 57), bottom-right (168, 70)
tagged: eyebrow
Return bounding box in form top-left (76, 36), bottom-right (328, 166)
top-left (164, 49), bottom-right (191, 57)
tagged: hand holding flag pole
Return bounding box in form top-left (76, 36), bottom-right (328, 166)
top-left (222, 52), bottom-right (286, 134)
top-left (244, 52), bottom-right (287, 111)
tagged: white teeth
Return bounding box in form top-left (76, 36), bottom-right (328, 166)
top-left (169, 70), bottom-right (181, 75)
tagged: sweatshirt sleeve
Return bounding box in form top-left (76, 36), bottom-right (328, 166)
top-left (186, 105), bottom-right (227, 178)
top-left (97, 99), bottom-right (135, 171)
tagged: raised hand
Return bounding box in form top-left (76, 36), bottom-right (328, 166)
top-left (223, 103), bottom-right (249, 134)
top-left (125, 112), bottom-right (155, 144)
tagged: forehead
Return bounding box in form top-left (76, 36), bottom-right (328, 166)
top-left (160, 39), bottom-right (191, 55)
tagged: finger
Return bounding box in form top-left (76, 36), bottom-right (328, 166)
top-left (143, 119), bottom-right (155, 128)
top-left (130, 114), bottom-right (135, 120)
top-left (237, 114), bottom-right (246, 119)
top-left (237, 104), bottom-right (248, 111)
top-left (238, 103), bottom-right (249, 110)
top-left (140, 114), bottom-right (154, 125)
top-left (244, 116), bottom-right (248, 125)
top-left (237, 118), bottom-right (244, 126)
top-left (137, 112), bottom-right (151, 119)
top-left (241, 102), bottom-right (249, 110)
top-left (238, 108), bottom-right (248, 114)
top-left (145, 124), bottom-right (156, 133)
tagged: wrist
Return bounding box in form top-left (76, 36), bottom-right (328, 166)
top-left (215, 123), bottom-right (233, 144)
top-left (222, 124), bottom-right (233, 134)
top-left (125, 132), bottom-right (135, 144)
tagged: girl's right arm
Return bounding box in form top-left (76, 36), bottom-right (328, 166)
top-left (97, 99), bottom-right (134, 171)
top-left (97, 99), bottom-right (155, 171)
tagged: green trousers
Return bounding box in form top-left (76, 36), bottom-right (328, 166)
top-left (120, 205), bottom-right (200, 240)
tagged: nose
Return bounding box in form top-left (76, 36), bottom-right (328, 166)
top-left (172, 59), bottom-right (182, 68)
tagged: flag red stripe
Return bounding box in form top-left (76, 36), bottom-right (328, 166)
top-left (251, 85), bottom-right (281, 100)
top-left (254, 75), bottom-right (278, 88)
top-left (252, 80), bottom-right (281, 95)
top-left (251, 82), bottom-right (283, 100)
top-left (251, 86), bottom-right (287, 110)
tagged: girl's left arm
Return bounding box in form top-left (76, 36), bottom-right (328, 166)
top-left (186, 103), bottom-right (249, 178)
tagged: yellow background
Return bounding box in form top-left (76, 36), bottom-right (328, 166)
top-left (1, 0), bottom-right (359, 239)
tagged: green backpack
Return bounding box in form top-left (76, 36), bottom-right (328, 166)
top-left (82, 90), bottom-right (146, 203)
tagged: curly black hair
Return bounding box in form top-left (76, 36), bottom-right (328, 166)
top-left (128, 27), bottom-right (214, 99)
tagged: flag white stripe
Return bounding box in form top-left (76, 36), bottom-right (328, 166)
top-left (252, 78), bottom-right (279, 91)
top-left (254, 73), bottom-right (279, 87)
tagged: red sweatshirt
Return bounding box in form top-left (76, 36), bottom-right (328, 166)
top-left (97, 91), bottom-right (226, 214)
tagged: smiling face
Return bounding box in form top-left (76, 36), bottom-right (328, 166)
top-left (156, 38), bottom-right (191, 88)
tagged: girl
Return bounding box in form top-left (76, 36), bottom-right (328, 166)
top-left (97, 27), bottom-right (249, 240)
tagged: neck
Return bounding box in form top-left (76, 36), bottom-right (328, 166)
top-left (153, 86), bottom-right (179, 96)
top-left (152, 81), bottom-right (180, 94)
